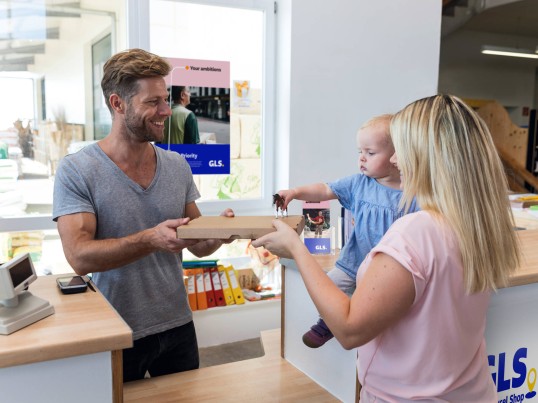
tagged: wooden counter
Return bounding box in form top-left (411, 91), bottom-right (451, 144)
top-left (123, 329), bottom-right (338, 402)
top-left (508, 228), bottom-right (538, 286)
top-left (0, 275), bottom-right (132, 367)
top-left (298, 228), bottom-right (538, 287)
top-left (0, 275), bottom-right (132, 403)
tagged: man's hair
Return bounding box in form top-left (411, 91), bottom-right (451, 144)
top-left (390, 94), bottom-right (520, 293)
top-left (170, 86), bottom-right (187, 103)
top-left (101, 48), bottom-right (171, 114)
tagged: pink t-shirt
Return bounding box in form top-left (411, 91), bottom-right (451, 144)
top-left (357, 211), bottom-right (496, 402)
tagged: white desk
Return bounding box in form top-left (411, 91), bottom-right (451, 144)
top-left (0, 275), bottom-right (132, 403)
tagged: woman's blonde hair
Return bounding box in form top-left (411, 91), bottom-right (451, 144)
top-left (390, 94), bottom-right (520, 293)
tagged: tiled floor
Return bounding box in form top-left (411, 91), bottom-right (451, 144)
top-left (199, 337), bottom-right (264, 367)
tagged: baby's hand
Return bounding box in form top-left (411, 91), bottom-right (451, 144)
top-left (276, 189), bottom-right (297, 211)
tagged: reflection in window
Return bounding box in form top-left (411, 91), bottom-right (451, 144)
top-left (92, 33), bottom-right (113, 140)
top-left (0, 3), bottom-right (117, 220)
top-left (149, 1), bottom-right (265, 202)
top-left (0, 1), bottom-right (120, 276)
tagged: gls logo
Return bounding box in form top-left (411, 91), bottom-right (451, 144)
top-left (315, 245), bottom-right (327, 251)
top-left (489, 347), bottom-right (537, 401)
top-left (209, 160), bottom-right (224, 167)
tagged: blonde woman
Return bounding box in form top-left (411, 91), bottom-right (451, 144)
top-left (253, 94), bottom-right (520, 401)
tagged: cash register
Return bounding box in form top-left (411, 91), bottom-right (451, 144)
top-left (0, 253), bottom-right (54, 334)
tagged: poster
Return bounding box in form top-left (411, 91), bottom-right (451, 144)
top-left (303, 201), bottom-right (331, 255)
top-left (155, 57), bottom-right (231, 174)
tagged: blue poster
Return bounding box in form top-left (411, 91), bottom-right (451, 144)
top-left (155, 143), bottom-right (230, 175)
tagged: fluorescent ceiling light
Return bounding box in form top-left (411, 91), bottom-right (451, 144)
top-left (481, 45), bottom-right (538, 59)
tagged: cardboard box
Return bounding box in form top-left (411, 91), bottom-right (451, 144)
top-left (176, 215), bottom-right (305, 240)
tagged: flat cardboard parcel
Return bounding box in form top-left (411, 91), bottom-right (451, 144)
top-left (176, 215), bottom-right (305, 240)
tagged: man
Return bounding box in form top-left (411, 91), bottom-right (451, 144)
top-left (162, 85), bottom-right (200, 144)
top-left (53, 48), bottom-right (231, 382)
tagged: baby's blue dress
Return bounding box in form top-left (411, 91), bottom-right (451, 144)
top-left (329, 174), bottom-right (419, 279)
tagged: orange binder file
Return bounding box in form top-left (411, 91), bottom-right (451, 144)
top-left (210, 267), bottom-right (226, 307)
top-left (203, 268), bottom-right (217, 308)
top-left (194, 268), bottom-right (208, 310)
top-left (184, 269), bottom-right (197, 311)
top-left (217, 265), bottom-right (235, 305)
top-left (225, 265), bottom-right (245, 305)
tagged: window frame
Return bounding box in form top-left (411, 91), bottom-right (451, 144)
top-left (129, 0), bottom-right (276, 215)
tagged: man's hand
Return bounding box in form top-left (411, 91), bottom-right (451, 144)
top-left (220, 208), bottom-right (235, 218)
top-left (219, 208), bottom-right (235, 244)
top-left (187, 208), bottom-right (235, 256)
top-left (152, 217), bottom-right (199, 253)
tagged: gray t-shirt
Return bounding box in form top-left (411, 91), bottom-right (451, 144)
top-left (53, 143), bottom-right (200, 340)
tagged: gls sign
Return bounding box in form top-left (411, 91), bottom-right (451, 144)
top-left (209, 160), bottom-right (224, 167)
top-left (489, 347), bottom-right (537, 402)
top-left (304, 238), bottom-right (330, 255)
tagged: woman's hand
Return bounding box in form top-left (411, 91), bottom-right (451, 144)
top-left (251, 219), bottom-right (303, 259)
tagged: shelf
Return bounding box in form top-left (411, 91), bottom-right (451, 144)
top-left (193, 298), bottom-right (280, 347)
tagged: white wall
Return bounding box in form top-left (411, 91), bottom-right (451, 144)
top-left (276, 0), bottom-right (441, 219)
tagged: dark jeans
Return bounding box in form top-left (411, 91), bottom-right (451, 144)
top-left (123, 321), bottom-right (199, 382)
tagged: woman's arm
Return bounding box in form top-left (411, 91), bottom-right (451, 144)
top-left (252, 220), bottom-right (415, 349)
top-left (322, 253), bottom-right (415, 349)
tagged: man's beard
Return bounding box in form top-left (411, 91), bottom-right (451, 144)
top-left (124, 104), bottom-right (164, 143)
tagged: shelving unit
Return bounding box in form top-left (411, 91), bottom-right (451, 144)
top-left (193, 298), bottom-right (280, 348)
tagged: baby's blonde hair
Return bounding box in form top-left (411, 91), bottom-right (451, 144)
top-left (358, 114), bottom-right (393, 145)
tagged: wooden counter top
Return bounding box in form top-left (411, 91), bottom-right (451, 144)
top-left (285, 228), bottom-right (538, 288)
top-left (124, 329), bottom-right (338, 402)
top-left (507, 229), bottom-right (538, 287)
top-left (0, 274), bottom-right (132, 368)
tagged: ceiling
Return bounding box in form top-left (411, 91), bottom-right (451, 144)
top-left (441, 0), bottom-right (538, 68)
top-left (463, 0), bottom-right (538, 38)
top-left (1, 0), bottom-right (538, 73)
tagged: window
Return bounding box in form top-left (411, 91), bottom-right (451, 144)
top-left (136, 0), bottom-right (276, 215)
top-left (92, 33), bottom-right (113, 140)
top-left (0, 1), bottom-right (121, 273)
top-left (0, 0), bottom-right (275, 272)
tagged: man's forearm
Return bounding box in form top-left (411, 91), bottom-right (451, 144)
top-left (65, 228), bottom-right (157, 275)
